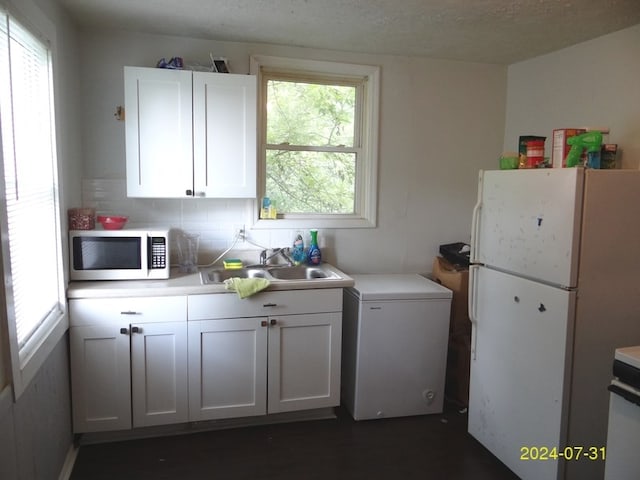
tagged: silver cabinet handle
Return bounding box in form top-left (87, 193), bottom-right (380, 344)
top-left (263, 303), bottom-right (277, 308)
top-left (120, 311), bottom-right (141, 315)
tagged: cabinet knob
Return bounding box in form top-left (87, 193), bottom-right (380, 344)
top-left (131, 326), bottom-right (141, 334)
top-left (186, 189), bottom-right (193, 196)
top-left (270, 319), bottom-right (277, 326)
top-left (120, 327), bottom-right (128, 335)
top-left (261, 320), bottom-right (268, 327)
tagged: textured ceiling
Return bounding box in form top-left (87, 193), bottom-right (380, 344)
top-left (59, 0), bottom-right (640, 64)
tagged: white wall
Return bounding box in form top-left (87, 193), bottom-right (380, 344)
top-left (77, 29), bottom-right (507, 274)
top-left (504, 24), bottom-right (640, 169)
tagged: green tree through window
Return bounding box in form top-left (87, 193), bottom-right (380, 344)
top-left (265, 79), bottom-right (358, 214)
top-left (252, 55), bottom-right (379, 228)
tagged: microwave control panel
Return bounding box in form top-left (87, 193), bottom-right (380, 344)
top-left (150, 237), bottom-right (167, 269)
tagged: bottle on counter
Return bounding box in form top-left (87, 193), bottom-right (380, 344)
top-left (307, 229), bottom-right (322, 265)
top-left (292, 231), bottom-right (305, 265)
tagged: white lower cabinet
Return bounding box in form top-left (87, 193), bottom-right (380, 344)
top-left (187, 289), bottom-right (343, 421)
top-left (69, 324), bottom-right (132, 432)
top-left (69, 296), bottom-right (188, 433)
top-left (267, 312), bottom-right (342, 414)
top-left (188, 317), bottom-right (268, 420)
top-left (130, 322), bottom-right (188, 428)
top-left (69, 289), bottom-right (343, 433)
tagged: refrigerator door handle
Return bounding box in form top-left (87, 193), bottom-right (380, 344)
top-left (468, 265), bottom-right (479, 360)
top-left (470, 171), bottom-right (483, 263)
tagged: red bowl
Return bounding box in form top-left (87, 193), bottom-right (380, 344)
top-left (97, 215), bottom-right (128, 230)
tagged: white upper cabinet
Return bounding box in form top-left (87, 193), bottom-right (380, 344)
top-left (193, 72), bottom-right (257, 198)
top-left (124, 66), bottom-right (257, 198)
top-left (124, 67), bottom-right (193, 198)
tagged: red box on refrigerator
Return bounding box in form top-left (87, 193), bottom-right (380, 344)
top-left (552, 128), bottom-right (585, 168)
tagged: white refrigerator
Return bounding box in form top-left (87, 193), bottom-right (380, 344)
top-left (468, 168), bottom-right (640, 480)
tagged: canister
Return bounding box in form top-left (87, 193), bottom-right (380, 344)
top-left (526, 140), bottom-right (545, 168)
top-left (68, 207), bottom-right (95, 230)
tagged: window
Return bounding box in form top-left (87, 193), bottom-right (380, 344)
top-left (0, 5), bottom-right (65, 398)
top-left (250, 56), bottom-right (379, 228)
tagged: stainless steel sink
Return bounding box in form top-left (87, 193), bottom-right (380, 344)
top-left (202, 267), bottom-right (268, 284)
top-left (200, 264), bottom-right (343, 285)
top-left (267, 266), bottom-right (339, 280)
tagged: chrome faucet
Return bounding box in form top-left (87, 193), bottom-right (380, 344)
top-left (260, 248), bottom-right (294, 266)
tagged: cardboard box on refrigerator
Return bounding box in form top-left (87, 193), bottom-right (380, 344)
top-left (552, 128), bottom-right (585, 168)
top-left (432, 256), bottom-right (470, 337)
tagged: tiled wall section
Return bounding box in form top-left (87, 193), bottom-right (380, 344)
top-left (80, 178), bottom-right (300, 266)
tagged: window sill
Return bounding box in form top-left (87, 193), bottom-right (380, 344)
top-left (252, 216), bottom-right (376, 230)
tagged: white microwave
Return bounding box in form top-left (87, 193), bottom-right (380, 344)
top-left (69, 228), bottom-right (170, 281)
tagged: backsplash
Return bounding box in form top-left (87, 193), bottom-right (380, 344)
top-left (80, 178), bottom-right (317, 266)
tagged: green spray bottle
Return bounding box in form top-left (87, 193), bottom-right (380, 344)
top-left (307, 229), bottom-right (322, 265)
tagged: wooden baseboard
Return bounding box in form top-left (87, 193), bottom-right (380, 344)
top-left (57, 444), bottom-right (79, 480)
top-left (77, 407), bottom-right (337, 445)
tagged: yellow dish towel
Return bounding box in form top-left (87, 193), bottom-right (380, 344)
top-left (223, 277), bottom-right (271, 299)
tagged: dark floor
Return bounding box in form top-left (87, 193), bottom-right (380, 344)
top-left (70, 404), bottom-right (519, 480)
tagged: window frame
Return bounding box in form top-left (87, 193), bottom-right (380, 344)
top-left (250, 55), bottom-right (379, 229)
top-left (0, 0), bottom-right (67, 400)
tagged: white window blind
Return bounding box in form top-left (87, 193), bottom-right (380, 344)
top-left (0, 8), bottom-right (63, 357)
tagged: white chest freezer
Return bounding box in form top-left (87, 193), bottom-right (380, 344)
top-left (341, 274), bottom-right (452, 420)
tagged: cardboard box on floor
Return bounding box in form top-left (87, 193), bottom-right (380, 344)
top-left (432, 256), bottom-right (470, 337)
top-left (445, 333), bottom-right (471, 408)
top-left (432, 256), bottom-right (471, 407)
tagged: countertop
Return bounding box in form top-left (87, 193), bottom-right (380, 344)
top-left (67, 264), bottom-right (354, 299)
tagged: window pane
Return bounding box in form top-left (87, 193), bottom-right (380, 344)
top-left (266, 149), bottom-right (355, 214)
top-left (0, 12), bottom-right (61, 349)
top-left (266, 80), bottom-right (355, 148)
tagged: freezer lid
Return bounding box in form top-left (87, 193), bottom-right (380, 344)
top-left (615, 346), bottom-right (640, 369)
top-left (348, 274), bottom-right (452, 301)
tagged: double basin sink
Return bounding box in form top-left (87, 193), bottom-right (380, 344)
top-left (201, 263), bottom-right (343, 285)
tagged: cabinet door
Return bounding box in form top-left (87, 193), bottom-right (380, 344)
top-left (268, 312), bottom-right (342, 414)
top-left (70, 325), bottom-right (131, 433)
top-left (193, 72), bottom-right (257, 198)
top-left (130, 322), bottom-right (189, 428)
top-left (124, 66), bottom-right (194, 198)
top-left (188, 318), bottom-right (268, 420)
